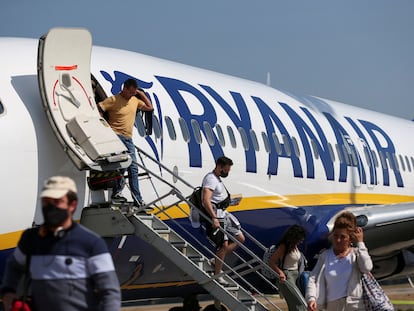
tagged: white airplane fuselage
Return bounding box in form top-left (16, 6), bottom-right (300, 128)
top-left (1, 36), bottom-right (414, 300)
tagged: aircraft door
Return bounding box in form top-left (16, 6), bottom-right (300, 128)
top-left (356, 137), bottom-right (378, 189)
top-left (343, 135), bottom-right (377, 189)
top-left (342, 135), bottom-right (361, 188)
top-left (37, 27), bottom-right (131, 171)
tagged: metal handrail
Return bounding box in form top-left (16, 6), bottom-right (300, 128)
top-left (132, 145), bottom-right (307, 310)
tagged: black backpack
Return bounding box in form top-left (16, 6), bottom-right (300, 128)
top-left (189, 187), bottom-right (210, 222)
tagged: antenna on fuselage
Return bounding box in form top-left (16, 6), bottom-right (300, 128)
top-left (266, 72), bottom-right (271, 86)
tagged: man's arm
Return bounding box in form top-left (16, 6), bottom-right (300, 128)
top-left (202, 187), bottom-right (220, 229)
top-left (92, 270), bottom-right (121, 311)
top-left (1, 249), bottom-right (26, 311)
top-left (88, 240), bottom-right (121, 311)
top-left (136, 89), bottom-right (153, 112)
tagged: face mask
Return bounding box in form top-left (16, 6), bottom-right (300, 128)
top-left (42, 204), bottom-right (68, 228)
top-left (220, 170), bottom-right (229, 178)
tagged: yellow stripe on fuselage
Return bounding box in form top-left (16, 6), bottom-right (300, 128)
top-left (1, 193), bottom-right (413, 251)
top-left (0, 230), bottom-right (23, 250)
top-left (155, 192), bottom-right (414, 220)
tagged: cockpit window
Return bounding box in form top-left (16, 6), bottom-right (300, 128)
top-left (0, 99), bottom-right (4, 115)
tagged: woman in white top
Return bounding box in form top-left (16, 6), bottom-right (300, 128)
top-left (306, 211), bottom-right (373, 311)
top-left (269, 224), bottom-right (307, 311)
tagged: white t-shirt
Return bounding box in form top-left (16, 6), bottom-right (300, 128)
top-left (325, 248), bottom-right (352, 302)
top-left (202, 172), bottom-right (227, 203)
top-left (202, 172), bottom-right (228, 218)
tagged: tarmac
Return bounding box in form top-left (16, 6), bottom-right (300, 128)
top-left (121, 283), bottom-right (414, 311)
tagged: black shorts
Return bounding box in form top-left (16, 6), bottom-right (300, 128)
top-left (205, 221), bottom-right (225, 248)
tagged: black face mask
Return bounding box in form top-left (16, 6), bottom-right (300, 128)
top-left (220, 170), bottom-right (229, 178)
top-left (42, 204), bottom-right (68, 228)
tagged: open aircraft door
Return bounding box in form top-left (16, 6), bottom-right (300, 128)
top-left (343, 135), bottom-right (377, 189)
top-left (37, 27), bottom-right (131, 171)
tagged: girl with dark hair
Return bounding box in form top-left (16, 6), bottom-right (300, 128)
top-left (269, 224), bottom-right (307, 311)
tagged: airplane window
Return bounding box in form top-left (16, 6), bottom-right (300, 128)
top-left (341, 145), bottom-right (351, 166)
top-left (261, 132), bottom-right (270, 153)
top-left (134, 114), bottom-right (146, 137)
top-left (386, 152), bottom-right (395, 170)
top-left (203, 121), bottom-right (215, 146)
top-left (391, 153), bottom-right (399, 171)
top-left (250, 129), bottom-right (259, 152)
top-left (272, 133), bottom-right (282, 155)
top-left (238, 127), bottom-right (249, 151)
top-left (292, 137), bottom-right (300, 157)
top-left (215, 124), bottom-right (225, 147)
top-left (399, 155), bottom-right (406, 172)
top-left (311, 139), bottom-right (319, 159)
top-left (378, 151), bottom-right (387, 170)
top-left (152, 115), bottom-right (162, 139)
top-left (282, 135), bottom-right (291, 156)
top-left (335, 144), bottom-right (344, 164)
top-left (406, 156), bottom-right (412, 172)
top-left (371, 150), bottom-right (379, 167)
top-left (179, 117), bottom-right (190, 143)
top-left (0, 100), bottom-right (4, 114)
top-left (191, 119), bottom-right (202, 144)
top-left (164, 116), bottom-right (176, 140)
top-left (343, 140), bottom-right (358, 166)
top-left (328, 143), bottom-right (335, 162)
top-left (411, 157), bottom-right (414, 171)
top-left (350, 148), bottom-right (358, 167)
top-left (227, 126), bottom-right (237, 148)
top-left (363, 148), bottom-right (372, 167)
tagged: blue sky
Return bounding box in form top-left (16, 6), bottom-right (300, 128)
top-left (1, 0), bottom-right (413, 119)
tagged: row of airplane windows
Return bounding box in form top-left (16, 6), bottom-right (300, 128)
top-left (136, 115), bottom-right (414, 174)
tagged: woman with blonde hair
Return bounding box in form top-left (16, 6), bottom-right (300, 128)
top-left (306, 211), bottom-right (373, 310)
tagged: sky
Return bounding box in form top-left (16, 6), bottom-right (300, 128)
top-left (1, 0), bottom-right (413, 119)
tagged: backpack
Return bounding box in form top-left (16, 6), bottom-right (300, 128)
top-left (296, 270), bottom-right (309, 297)
top-left (188, 185), bottom-right (230, 229)
top-left (188, 187), bottom-right (205, 228)
top-left (261, 244), bottom-right (278, 279)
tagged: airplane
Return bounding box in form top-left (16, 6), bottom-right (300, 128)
top-left (1, 27), bottom-right (414, 305)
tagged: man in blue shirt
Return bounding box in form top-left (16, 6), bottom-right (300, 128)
top-left (1, 176), bottom-right (121, 311)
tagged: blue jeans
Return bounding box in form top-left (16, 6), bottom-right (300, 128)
top-left (113, 135), bottom-right (142, 203)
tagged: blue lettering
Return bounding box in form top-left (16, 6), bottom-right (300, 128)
top-left (323, 113), bottom-right (350, 183)
top-left (280, 103), bottom-right (334, 180)
top-left (359, 120), bottom-right (403, 187)
top-left (200, 86), bottom-right (257, 173)
top-left (252, 97), bottom-right (303, 177)
top-left (155, 77), bottom-right (224, 167)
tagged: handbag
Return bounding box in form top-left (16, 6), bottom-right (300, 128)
top-left (361, 272), bottom-right (394, 311)
top-left (11, 300), bottom-right (31, 311)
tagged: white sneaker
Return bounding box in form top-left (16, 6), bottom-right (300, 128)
top-left (216, 276), bottom-right (230, 286)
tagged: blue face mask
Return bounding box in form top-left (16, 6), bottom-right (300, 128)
top-left (42, 204), bottom-right (68, 228)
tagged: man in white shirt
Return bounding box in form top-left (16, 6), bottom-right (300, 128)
top-left (201, 156), bottom-right (245, 284)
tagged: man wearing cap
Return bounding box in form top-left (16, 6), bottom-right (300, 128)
top-left (1, 176), bottom-right (121, 311)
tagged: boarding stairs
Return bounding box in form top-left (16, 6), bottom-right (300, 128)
top-left (81, 146), bottom-right (307, 311)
